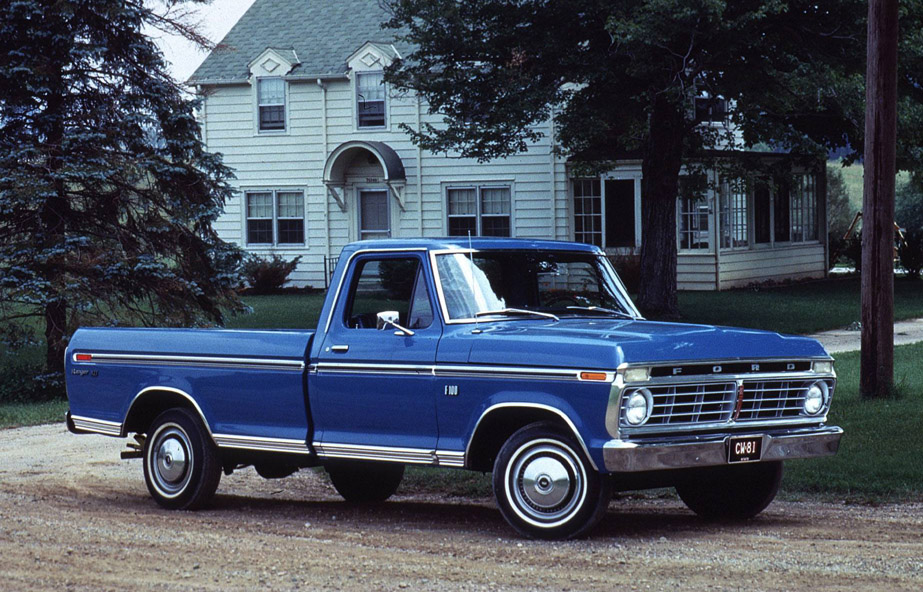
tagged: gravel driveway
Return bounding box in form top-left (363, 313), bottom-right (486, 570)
top-left (1, 423), bottom-right (921, 591)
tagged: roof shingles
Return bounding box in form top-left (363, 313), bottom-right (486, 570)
top-left (189, 0), bottom-right (408, 84)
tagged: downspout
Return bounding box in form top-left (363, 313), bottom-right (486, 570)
top-left (416, 95), bottom-right (424, 236)
top-left (318, 78), bottom-right (330, 260)
top-left (713, 168), bottom-right (721, 291)
top-left (549, 106), bottom-right (558, 239)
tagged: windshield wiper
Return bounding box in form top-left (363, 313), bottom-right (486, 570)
top-left (565, 306), bottom-right (633, 319)
top-left (474, 308), bottom-right (560, 322)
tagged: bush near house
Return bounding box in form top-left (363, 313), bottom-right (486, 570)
top-left (242, 254), bottom-right (303, 294)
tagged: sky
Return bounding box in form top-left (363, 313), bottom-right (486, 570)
top-left (149, 0), bottom-right (257, 83)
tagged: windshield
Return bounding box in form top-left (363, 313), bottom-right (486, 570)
top-left (434, 250), bottom-right (640, 322)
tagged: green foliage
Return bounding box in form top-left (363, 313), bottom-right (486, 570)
top-left (784, 343), bottom-right (923, 501)
top-left (0, 400), bottom-right (70, 429)
top-left (0, 0), bottom-right (245, 374)
top-left (897, 180), bottom-right (923, 278)
top-left (242, 254), bottom-right (302, 294)
top-left (827, 164), bottom-right (855, 240)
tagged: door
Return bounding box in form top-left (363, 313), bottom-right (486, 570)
top-left (312, 253), bottom-right (441, 452)
top-left (359, 190), bottom-right (390, 239)
top-left (604, 179), bottom-right (636, 247)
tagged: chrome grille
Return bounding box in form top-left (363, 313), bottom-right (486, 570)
top-left (622, 382), bottom-right (736, 427)
top-left (737, 379), bottom-right (833, 421)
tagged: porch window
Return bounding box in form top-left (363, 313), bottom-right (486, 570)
top-left (678, 176), bottom-right (710, 250)
top-left (257, 78), bottom-right (285, 131)
top-left (573, 179), bottom-right (602, 247)
top-left (720, 179), bottom-right (749, 249)
top-left (791, 174), bottom-right (818, 242)
top-left (356, 71), bottom-right (386, 128)
top-left (447, 185), bottom-right (511, 237)
top-left (246, 190), bottom-right (305, 245)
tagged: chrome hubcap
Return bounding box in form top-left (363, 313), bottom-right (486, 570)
top-left (521, 457), bottom-right (571, 508)
top-left (157, 437), bottom-right (188, 484)
top-left (148, 424), bottom-right (193, 498)
top-left (508, 441), bottom-right (585, 525)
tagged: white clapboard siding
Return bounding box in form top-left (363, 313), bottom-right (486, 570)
top-left (717, 244), bottom-right (826, 289)
top-left (677, 253), bottom-right (718, 291)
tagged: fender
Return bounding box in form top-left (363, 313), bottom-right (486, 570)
top-left (122, 386), bottom-right (213, 438)
top-left (465, 402), bottom-right (599, 471)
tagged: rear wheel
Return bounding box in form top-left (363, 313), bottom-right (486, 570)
top-left (143, 408), bottom-right (221, 510)
top-left (493, 423), bottom-right (611, 539)
top-left (325, 461), bottom-right (404, 503)
top-left (676, 461), bottom-right (783, 521)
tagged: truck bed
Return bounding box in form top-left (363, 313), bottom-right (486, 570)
top-left (66, 328), bottom-right (314, 447)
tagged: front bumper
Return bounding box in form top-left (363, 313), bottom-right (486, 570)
top-left (602, 425), bottom-right (843, 473)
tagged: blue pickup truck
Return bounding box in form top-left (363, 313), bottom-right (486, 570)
top-left (65, 238), bottom-right (842, 539)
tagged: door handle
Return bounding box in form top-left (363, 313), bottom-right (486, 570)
top-left (330, 345), bottom-right (349, 353)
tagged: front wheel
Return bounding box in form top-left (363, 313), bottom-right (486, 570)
top-left (493, 423), bottom-right (611, 539)
top-left (143, 408), bottom-right (222, 510)
top-left (676, 461), bottom-right (783, 521)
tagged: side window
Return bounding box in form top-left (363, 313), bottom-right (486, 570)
top-left (346, 258), bottom-right (420, 329)
top-left (407, 265), bottom-right (434, 329)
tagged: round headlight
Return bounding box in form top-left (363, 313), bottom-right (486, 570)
top-left (625, 388), bottom-right (653, 425)
top-left (804, 381), bottom-right (829, 415)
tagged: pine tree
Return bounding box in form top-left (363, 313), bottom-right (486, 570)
top-left (0, 0), bottom-right (244, 383)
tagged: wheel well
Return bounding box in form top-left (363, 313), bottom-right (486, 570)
top-left (465, 407), bottom-right (571, 472)
top-left (123, 389), bottom-right (208, 436)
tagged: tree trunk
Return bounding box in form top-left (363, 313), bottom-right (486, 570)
top-left (637, 94), bottom-right (685, 318)
top-left (860, 0), bottom-right (899, 398)
top-left (42, 67), bottom-right (68, 374)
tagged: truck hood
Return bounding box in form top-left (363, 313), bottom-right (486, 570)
top-left (464, 318), bottom-right (829, 369)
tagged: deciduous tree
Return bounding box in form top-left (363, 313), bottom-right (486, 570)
top-left (383, 0), bottom-right (923, 317)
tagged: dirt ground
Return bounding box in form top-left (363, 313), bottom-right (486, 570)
top-left (1, 424), bottom-right (921, 592)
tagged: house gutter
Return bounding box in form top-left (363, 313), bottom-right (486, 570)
top-left (318, 78), bottom-right (331, 260)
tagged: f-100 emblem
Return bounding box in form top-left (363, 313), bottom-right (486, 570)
top-left (444, 385), bottom-right (459, 396)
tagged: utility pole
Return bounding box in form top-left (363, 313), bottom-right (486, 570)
top-left (860, 0), bottom-right (899, 398)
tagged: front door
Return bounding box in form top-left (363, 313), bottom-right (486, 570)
top-left (359, 190), bottom-right (390, 239)
top-left (312, 253), bottom-right (441, 454)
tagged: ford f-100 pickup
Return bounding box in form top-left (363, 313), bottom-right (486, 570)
top-left (65, 238), bottom-right (842, 539)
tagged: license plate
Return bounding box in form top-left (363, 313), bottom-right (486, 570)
top-left (728, 435), bottom-right (763, 463)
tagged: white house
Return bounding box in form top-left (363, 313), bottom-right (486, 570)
top-left (189, 0), bottom-right (828, 291)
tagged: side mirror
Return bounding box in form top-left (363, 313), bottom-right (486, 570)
top-left (376, 311), bottom-right (415, 336)
top-left (376, 311), bottom-right (400, 330)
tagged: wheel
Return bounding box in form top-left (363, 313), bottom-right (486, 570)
top-left (143, 408), bottom-right (222, 510)
top-left (325, 461), bottom-right (404, 503)
top-left (492, 422), bottom-right (611, 539)
top-left (676, 461), bottom-right (783, 521)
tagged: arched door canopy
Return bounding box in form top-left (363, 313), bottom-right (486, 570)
top-left (323, 141), bottom-right (406, 212)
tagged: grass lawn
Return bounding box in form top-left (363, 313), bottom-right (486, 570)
top-left (783, 342), bottom-right (923, 501)
top-left (678, 276), bottom-right (923, 335)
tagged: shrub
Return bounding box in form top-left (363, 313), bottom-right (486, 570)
top-left (608, 253), bottom-right (641, 294)
top-left (899, 230), bottom-right (923, 279)
top-left (242, 254), bottom-right (302, 294)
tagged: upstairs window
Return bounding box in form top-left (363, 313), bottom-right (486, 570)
top-left (695, 97), bottom-right (727, 123)
top-left (246, 190), bottom-right (305, 245)
top-left (356, 71), bottom-right (386, 128)
top-left (447, 186), bottom-right (511, 237)
top-left (257, 78), bottom-right (285, 131)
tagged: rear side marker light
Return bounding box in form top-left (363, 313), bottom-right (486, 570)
top-left (580, 372), bottom-right (609, 381)
top-left (75, 354), bottom-right (92, 361)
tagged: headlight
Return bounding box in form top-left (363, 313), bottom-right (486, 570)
top-left (804, 381), bottom-right (829, 415)
top-left (623, 367), bottom-right (650, 383)
top-left (625, 388), bottom-right (653, 425)
top-left (813, 360), bottom-right (834, 374)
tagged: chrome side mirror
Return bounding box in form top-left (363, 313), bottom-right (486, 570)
top-left (376, 311), bottom-right (415, 336)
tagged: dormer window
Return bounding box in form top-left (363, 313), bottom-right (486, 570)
top-left (356, 71), bottom-right (386, 128)
top-left (258, 78), bottom-right (286, 131)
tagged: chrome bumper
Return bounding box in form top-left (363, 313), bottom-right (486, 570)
top-left (602, 426), bottom-right (843, 473)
